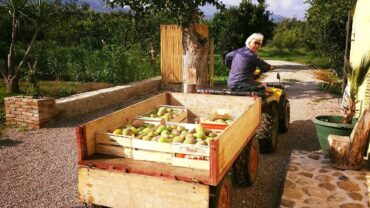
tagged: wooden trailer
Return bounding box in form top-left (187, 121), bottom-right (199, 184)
top-left (76, 92), bottom-right (261, 208)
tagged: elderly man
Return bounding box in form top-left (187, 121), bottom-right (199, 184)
top-left (225, 33), bottom-right (274, 90)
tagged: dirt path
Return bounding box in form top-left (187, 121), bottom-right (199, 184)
top-left (232, 60), bottom-right (341, 208)
top-left (0, 60), bottom-right (341, 208)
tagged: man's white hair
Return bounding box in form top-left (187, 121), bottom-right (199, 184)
top-left (245, 33), bottom-right (264, 47)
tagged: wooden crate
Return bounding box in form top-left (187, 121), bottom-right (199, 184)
top-left (135, 105), bottom-right (188, 123)
top-left (200, 109), bottom-right (235, 130)
top-left (77, 92), bottom-right (261, 188)
top-left (130, 122), bottom-right (218, 168)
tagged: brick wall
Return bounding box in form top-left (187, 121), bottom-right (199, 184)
top-left (5, 96), bottom-right (56, 130)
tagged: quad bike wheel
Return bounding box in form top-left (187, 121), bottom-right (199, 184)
top-left (256, 112), bottom-right (279, 153)
top-left (279, 100), bottom-right (290, 133)
top-left (232, 137), bottom-right (259, 186)
top-left (210, 173), bottom-right (233, 208)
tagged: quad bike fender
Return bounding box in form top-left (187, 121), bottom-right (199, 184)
top-left (265, 87), bottom-right (283, 103)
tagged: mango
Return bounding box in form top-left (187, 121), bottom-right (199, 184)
top-left (112, 129), bottom-right (123, 135)
top-left (155, 125), bottom-right (166, 134)
top-left (173, 136), bottom-right (185, 143)
top-left (158, 137), bottom-right (169, 143)
top-left (132, 119), bottom-right (145, 128)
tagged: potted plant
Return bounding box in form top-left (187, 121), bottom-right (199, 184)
top-left (312, 52), bottom-right (370, 154)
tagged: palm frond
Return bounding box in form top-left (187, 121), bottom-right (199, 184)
top-left (348, 51), bottom-right (370, 100)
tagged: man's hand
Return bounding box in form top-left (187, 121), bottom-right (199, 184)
top-left (269, 66), bottom-right (275, 71)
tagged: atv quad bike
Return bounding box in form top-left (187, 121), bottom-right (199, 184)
top-left (197, 71), bottom-right (290, 154)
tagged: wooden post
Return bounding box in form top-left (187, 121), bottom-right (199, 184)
top-left (209, 38), bottom-right (214, 88)
top-left (183, 68), bottom-right (197, 93)
top-left (328, 108), bottom-right (370, 169)
top-left (342, 11), bottom-right (352, 93)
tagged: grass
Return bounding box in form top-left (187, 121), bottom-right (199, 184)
top-left (283, 78), bottom-right (300, 83)
top-left (258, 47), bottom-right (331, 69)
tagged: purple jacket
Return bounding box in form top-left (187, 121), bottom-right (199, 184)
top-left (226, 47), bottom-right (270, 89)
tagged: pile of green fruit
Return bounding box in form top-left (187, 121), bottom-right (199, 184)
top-left (143, 123), bottom-right (218, 146)
top-left (204, 117), bottom-right (233, 125)
top-left (111, 120), bottom-right (155, 137)
top-left (142, 106), bottom-right (185, 121)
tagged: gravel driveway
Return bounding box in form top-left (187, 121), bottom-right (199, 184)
top-left (0, 60), bottom-right (342, 208)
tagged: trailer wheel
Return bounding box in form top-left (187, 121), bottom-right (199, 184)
top-left (256, 112), bottom-right (279, 153)
top-left (279, 100), bottom-right (290, 133)
top-left (232, 137), bottom-right (259, 186)
top-left (210, 173), bottom-right (232, 208)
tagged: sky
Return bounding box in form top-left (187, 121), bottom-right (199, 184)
top-left (221, 0), bottom-right (310, 19)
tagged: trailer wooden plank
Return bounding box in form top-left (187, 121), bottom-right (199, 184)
top-left (78, 167), bottom-right (209, 208)
top-left (84, 93), bottom-right (168, 156)
top-left (79, 154), bottom-right (211, 184)
top-left (217, 97), bottom-right (261, 180)
top-left (169, 92), bottom-right (255, 119)
top-left (95, 144), bottom-right (132, 158)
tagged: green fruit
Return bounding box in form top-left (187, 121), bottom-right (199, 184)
top-left (206, 137), bottom-right (214, 145)
top-left (132, 120), bottom-right (145, 128)
top-left (176, 126), bottom-right (185, 132)
top-left (147, 131), bottom-right (155, 137)
top-left (215, 119), bottom-right (226, 124)
top-left (166, 108), bottom-right (173, 113)
top-left (195, 140), bottom-right (207, 146)
top-left (142, 135), bottom-right (151, 141)
top-left (112, 129), bottom-right (122, 135)
top-left (155, 125), bottom-right (166, 134)
top-left (208, 132), bottom-right (218, 137)
top-left (195, 124), bottom-right (206, 134)
top-left (225, 119), bottom-right (233, 124)
top-left (173, 136), bottom-right (185, 143)
top-left (193, 132), bottom-right (206, 139)
top-left (157, 107), bottom-right (166, 116)
top-left (183, 137), bottom-right (196, 144)
top-left (181, 130), bottom-right (188, 136)
top-left (122, 128), bottom-right (134, 136)
top-left (161, 129), bottom-right (170, 136)
top-left (171, 129), bottom-right (180, 136)
top-left (158, 137), bottom-right (169, 143)
top-left (130, 127), bottom-right (138, 134)
top-left (163, 113), bottom-right (171, 121)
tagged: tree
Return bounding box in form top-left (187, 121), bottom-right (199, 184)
top-left (271, 18), bottom-right (308, 51)
top-left (305, 0), bottom-right (356, 74)
top-left (106, 0), bottom-right (224, 87)
top-left (210, 0), bottom-right (273, 52)
top-left (0, 0), bottom-right (55, 93)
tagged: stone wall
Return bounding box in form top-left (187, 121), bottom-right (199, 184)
top-left (5, 76), bottom-right (162, 130)
top-left (55, 76), bottom-right (161, 119)
top-left (5, 96), bottom-right (56, 129)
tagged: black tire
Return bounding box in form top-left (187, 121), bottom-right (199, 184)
top-left (279, 100), bottom-right (290, 133)
top-left (210, 173), bottom-right (232, 208)
top-left (232, 137), bottom-right (259, 186)
top-left (256, 112), bottom-right (279, 153)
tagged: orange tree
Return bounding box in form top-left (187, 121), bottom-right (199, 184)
top-left (106, 0), bottom-right (224, 87)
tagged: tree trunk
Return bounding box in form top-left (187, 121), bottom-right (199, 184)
top-left (348, 108), bottom-right (370, 164)
top-left (328, 108), bottom-right (370, 170)
top-left (6, 75), bottom-right (20, 93)
top-left (182, 25), bottom-right (209, 88)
